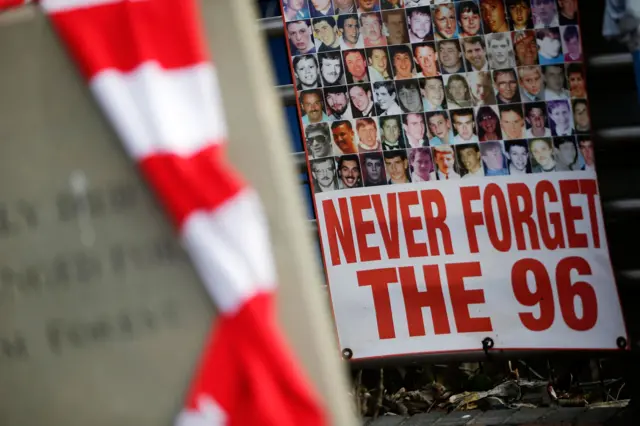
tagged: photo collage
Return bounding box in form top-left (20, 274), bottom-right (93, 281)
top-left (282, 0), bottom-right (594, 193)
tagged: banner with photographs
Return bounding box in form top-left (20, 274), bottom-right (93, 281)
top-left (280, 0), bottom-right (627, 361)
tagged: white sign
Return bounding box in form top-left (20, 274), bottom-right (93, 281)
top-left (315, 172), bottom-right (627, 361)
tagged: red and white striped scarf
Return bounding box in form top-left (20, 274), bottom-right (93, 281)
top-left (24, 0), bottom-right (328, 424)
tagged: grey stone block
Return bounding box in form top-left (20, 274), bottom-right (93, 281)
top-left (402, 412), bottom-right (446, 426)
top-left (575, 407), bottom-right (621, 424)
top-left (368, 415), bottom-right (410, 426)
top-left (468, 409), bottom-right (518, 425)
top-left (503, 407), bottom-right (556, 423)
top-left (541, 406), bottom-right (587, 422)
top-left (434, 410), bottom-right (481, 425)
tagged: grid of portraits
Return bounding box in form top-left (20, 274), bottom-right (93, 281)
top-left (283, 0), bottom-right (592, 193)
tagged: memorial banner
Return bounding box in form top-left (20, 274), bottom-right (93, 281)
top-left (280, 0), bottom-right (628, 361)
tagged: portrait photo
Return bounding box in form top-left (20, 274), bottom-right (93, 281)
top-left (445, 73), bottom-right (474, 108)
top-left (310, 157), bottom-right (339, 193)
top-left (432, 3), bottom-right (459, 40)
top-left (389, 44), bottom-right (418, 79)
top-left (486, 32), bottom-right (516, 69)
top-left (324, 85), bottom-right (353, 120)
top-left (361, 12), bottom-right (388, 47)
top-left (349, 83), bottom-right (376, 117)
top-left (480, 141), bottom-right (510, 176)
top-left (504, 139), bottom-right (532, 174)
top-left (300, 88), bottom-right (328, 124)
top-left (358, 0), bottom-right (382, 13)
top-left (382, 9), bottom-right (410, 45)
top-left (456, 143), bottom-right (485, 178)
top-left (426, 110), bottom-right (455, 145)
top-left (366, 47), bottom-right (393, 82)
top-left (451, 108), bottom-right (479, 143)
top-left (413, 42), bottom-right (441, 78)
top-left (467, 71), bottom-right (497, 105)
top-left (382, 0), bottom-right (404, 10)
top-left (461, 36), bottom-right (489, 72)
top-left (566, 62), bottom-right (587, 98)
top-left (318, 50), bottom-right (346, 86)
top-left (561, 25), bottom-right (582, 62)
top-left (403, 112), bottom-right (429, 148)
top-left (457, 1), bottom-right (484, 37)
top-left (557, 0), bottom-right (578, 25)
top-left (479, 0), bottom-right (510, 33)
top-left (293, 54), bottom-right (322, 90)
top-left (380, 115), bottom-right (408, 150)
top-left (531, 0), bottom-right (559, 28)
top-left (360, 151), bottom-right (388, 186)
top-left (577, 135), bottom-right (595, 171)
top-left (309, 0), bottom-right (335, 17)
top-left (337, 14), bottom-right (365, 49)
top-left (547, 99), bottom-right (573, 136)
top-left (305, 122), bottom-right (333, 159)
top-left (396, 79), bottom-right (425, 113)
top-left (287, 19), bottom-right (317, 56)
top-left (506, 0), bottom-right (533, 30)
top-left (334, 0), bottom-right (358, 15)
top-left (284, 0), bottom-right (311, 22)
top-left (336, 154), bottom-right (364, 189)
top-left (572, 98), bottom-right (590, 134)
top-left (422, 76), bottom-right (449, 111)
top-left (524, 101), bottom-right (551, 137)
top-left (493, 68), bottom-right (521, 104)
top-left (512, 30), bottom-right (539, 66)
top-left (331, 120), bottom-right (360, 154)
top-left (476, 104), bottom-right (503, 141)
top-left (403, 147), bottom-right (431, 182)
top-left (373, 80), bottom-right (404, 115)
top-left (313, 16), bottom-right (341, 52)
top-left (431, 144), bottom-right (461, 180)
top-left (529, 137), bottom-right (565, 172)
top-left (384, 150), bottom-right (412, 184)
top-left (542, 64), bottom-right (569, 99)
top-left (518, 65), bottom-right (545, 102)
top-left (499, 103), bottom-right (526, 139)
top-left (536, 27), bottom-right (564, 65)
top-left (343, 49), bottom-right (371, 83)
top-left (356, 117), bottom-right (382, 151)
top-left (554, 136), bottom-right (585, 170)
top-left (407, 6), bottom-right (434, 43)
top-left (438, 39), bottom-right (465, 74)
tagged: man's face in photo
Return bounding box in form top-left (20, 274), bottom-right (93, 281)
top-left (358, 122), bottom-right (378, 147)
top-left (459, 146), bottom-right (481, 172)
top-left (435, 150), bottom-right (455, 173)
top-left (286, 0), bottom-right (306, 11)
top-left (342, 17), bottom-right (361, 44)
top-left (344, 51), bottom-right (367, 80)
top-left (350, 86), bottom-right (372, 112)
top-left (321, 57), bottom-right (342, 84)
top-left (501, 110), bottom-right (525, 138)
top-left (558, 140), bottom-right (577, 165)
top-left (519, 66), bottom-right (543, 95)
top-left (314, 20), bottom-right (338, 47)
top-left (480, 0), bottom-right (507, 32)
top-left (404, 113), bottom-right (426, 141)
top-left (312, 159), bottom-right (336, 188)
top-left (508, 144), bottom-right (529, 171)
top-left (532, 0), bottom-right (558, 25)
top-left (385, 11), bottom-right (408, 44)
top-left (295, 57), bottom-right (319, 87)
top-left (482, 145), bottom-right (505, 170)
top-left (326, 90), bottom-right (350, 115)
top-left (538, 30), bottom-right (562, 59)
top-left (414, 45), bottom-right (438, 76)
top-left (375, 86), bottom-right (395, 110)
top-left (434, 5), bottom-right (457, 39)
top-left (573, 101), bottom-right (589, 129)
top-left (544, 65), bottom-right (565, 92)
top-left (438, 41), bottom-right (461, 68)
top-left (530, 139), bottom-right (555, 168)
top-left (339, 159), bottom-right (361, 187)
top-left (288, 22), bottom-right (314, 53)
top-left (495, 71), bottom-right (518, 101)
top-left (453, 113), bottom-right (475, 140)
top-left (558, 0), bottom-right (577, 17)
top-left (398, 85), bottom-right (423, 112)
top-left (424, 78), bottom-right (445, 106)
top-left (302, 92), bottom-right (324, 123)
top-left (369, 48), bottom-right (389, 74)
top-left (459, 7), bottom-right (482, 35)
top-left (312, 0), bottom-right (332, 11)
top-left (565, 33), bottom-right (581, 57)
top-left (307, 127), bottom-right (332, 158)
top-left (385, 154), bottom-right (408, 181)
top-left (549, 103), bottom-right (571, 129)
top-left (412, 150), bottom-right (433, 180)
top-left (393, 51), bottom-right (414, 78)
top-left (568, 71), bottom-right (586, 97)
top-left (382, 118), bottom-right (401, 142)
top-left (514, 32), bottom-right (538, 65)
top-left (365, 157), bottom-right (384, 183)
top-left (489, 37), bottom-right (511, 64)
top-left (527, 106), bottom-right (547, 131)
top-left (359, 0), bottom-right (379, 12)
top-left (362, 14), bottom-right (383, 41)
top-left (579, 139), bottom-right (595, 166)
top-left (509, 0), bottom-right (531, 28)
top-left (463, 40), bottom-right (487, 70)
top-left (335, 0), bottom-right (356, 10)
top-left (428, 113), bottom-right (451, 140)
top-left (409, 10), bottom-right (432, 40)
top-left (332, 123), bottom-right (357, 153)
